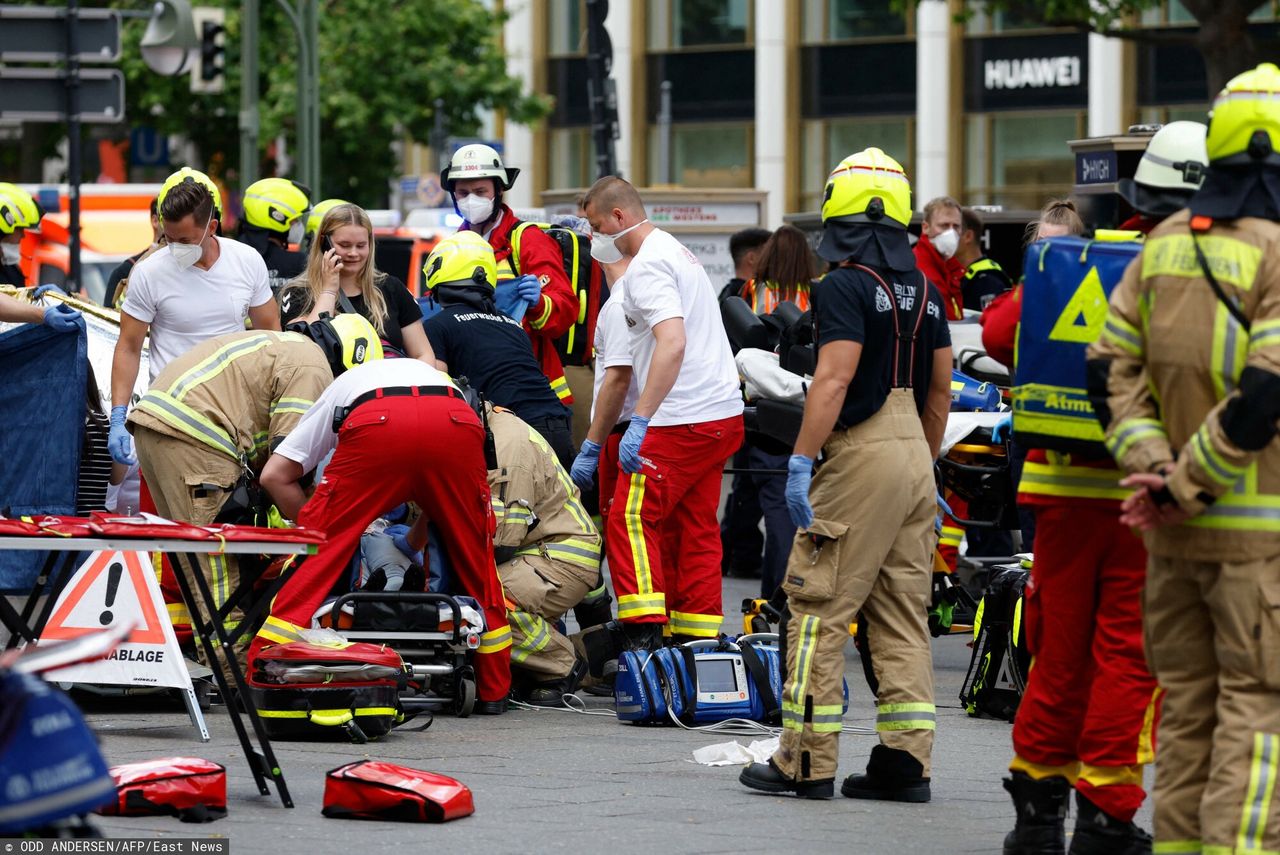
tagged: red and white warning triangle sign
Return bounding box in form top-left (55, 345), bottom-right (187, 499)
top-left (40, 550), bottom-right (190, 690)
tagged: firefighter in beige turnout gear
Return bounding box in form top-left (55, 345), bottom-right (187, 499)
top-left (488, 404), bottom-right (603, 702)
top-left (128, 330), bottom-right (332, 675)
top-left (739, 148), bottom-right (952, 802)
top-left (1087, 63), bottom-right (1280, 855)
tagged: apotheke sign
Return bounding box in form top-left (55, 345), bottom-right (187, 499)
top-left (966, 34), bottom-right (1088, 112)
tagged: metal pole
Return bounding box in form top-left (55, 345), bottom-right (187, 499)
top-left (306, 0), bottom-right (320, 194)
top-left (431, 98), bottom-right (447, 172)
top-left (239, 0), bottom-right (260, 187)
top-left (65, 0), bottom-right (81, 294)
top-left (657, 79), bottom-right (673, 185)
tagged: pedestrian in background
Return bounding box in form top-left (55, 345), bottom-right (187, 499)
top-left (914, 196), bottom-right (965, 319)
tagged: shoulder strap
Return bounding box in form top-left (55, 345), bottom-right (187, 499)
top-left (1189, 223), bottom-right (1251, 332)
top-left (508, 221), bottom-right (538, 276)
top-left (335, 290), bottom-right (358, 316)
top-left (848, 263), bottom-right (929, 388)
top-left (737, 639), bottom-right (779, 721)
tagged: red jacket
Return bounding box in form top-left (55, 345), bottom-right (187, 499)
top-left (980, 284), bottom-right (1020, 370)
top-left (914, 232), bottom-right (965, 320)
top-left (468, 206), bottom-right (578, 404)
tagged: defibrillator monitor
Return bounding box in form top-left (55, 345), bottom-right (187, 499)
top-left (693, 654), bottom-right (750, 705)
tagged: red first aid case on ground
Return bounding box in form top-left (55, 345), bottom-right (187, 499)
top-left (322, 760), bottom-right (474, 822)
top-left (96, 757), bottom-right (227, 822)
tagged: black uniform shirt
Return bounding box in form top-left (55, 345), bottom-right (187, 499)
top-left (423, 305), bottom-right (570, 423)
top-left (961, 256), bottom-right (1012, 311)
top-left (813, 264), bottom-right (951, 429)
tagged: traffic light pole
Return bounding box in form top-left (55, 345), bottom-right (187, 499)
top-left (65, 0), bottom-right (82, 294)
top-left (239, 0), bottom-right (259, 188)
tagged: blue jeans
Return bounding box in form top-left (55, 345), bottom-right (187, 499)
top-left (749, 446), bottom-right (793, 599)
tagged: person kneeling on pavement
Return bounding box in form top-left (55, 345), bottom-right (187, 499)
top-left (487, 403), bottom-right (610, 705)
top-left (126, 327), bottom-right (333, 681)
top-left (253, 314), bottom-right (513, 713)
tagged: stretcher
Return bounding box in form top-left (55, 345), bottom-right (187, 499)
top-left (0, 514), bottom-right (324, 809)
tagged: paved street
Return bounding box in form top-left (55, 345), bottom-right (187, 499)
top-left (83, 572), bottom-right (1153, 854)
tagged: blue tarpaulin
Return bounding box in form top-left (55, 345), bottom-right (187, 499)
top-left (0, 319), bottom-right (87, 591)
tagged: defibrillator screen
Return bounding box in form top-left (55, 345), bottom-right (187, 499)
top-left (696, 659), bottom-right (739, 693)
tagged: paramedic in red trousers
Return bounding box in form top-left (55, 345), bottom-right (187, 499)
top-left (582, 176), bottom-right (745, 649)
top-left (253, 321), bottom-right (512, 714)
top-left (739, 147), bottom-right (951, 803)
top-left (1002, 121), bottom-right (1209, 855)
top-left (441, 144), bottom-right (580, 411)
top-left (914, 196), bottom-right (965, 320)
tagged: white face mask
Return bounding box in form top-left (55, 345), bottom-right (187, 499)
top-left (1, 241), bottom-right (19, 266)
top-left (457, 194), bottom-right (495, 225)
top-left (932, 227), bottom-right (959, 259)
top-left (591, 219), bottom-right (648, 265)
top-left (169, 214), bottom-right (212, 269)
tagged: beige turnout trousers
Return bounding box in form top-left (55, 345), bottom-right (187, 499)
top-left (499, 551), bottom-right (595, 680)
top-left (135, 426), bottom-right (246, 673)
top-left (1144, 554), bottom-right (1280, 853)
top-left (773, 389), bottom-right (937, 783)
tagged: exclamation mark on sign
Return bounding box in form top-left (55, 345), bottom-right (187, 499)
top-left (100, 562), bottom-right (123, 625)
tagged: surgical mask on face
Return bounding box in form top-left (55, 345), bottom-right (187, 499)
top-left (932, 227), bottom-right (959, 259)
top-left (457, 194), bottom-right (495, 225)
top-left (590, 218), bottom-right (648, 264)
top-left (169, 214), bottom-right (212, 269)
top-left (1, 241), bottom-right (19, 266)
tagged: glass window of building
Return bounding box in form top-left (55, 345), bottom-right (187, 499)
top-left (965, 3), bottom-right (1047, 34)
top-left (549, 0), bottom-right (586, 56)
top-left (648, 0), bottom-right (752, 50)
top-left (648, 123), bottom-right (753, 188)
top-left (1141, 1), bottom-right (1276, 25)
top-left (548, 128), bottom-right (593, 189)
top-left (800, 117), bottom-right (912, 211)
top-left (965, 112), bottom-right (1082, 210)
top-left (802, 0), bottom-right (906, 41)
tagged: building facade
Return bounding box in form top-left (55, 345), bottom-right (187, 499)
top-left (494, 0), bottom-right (1280, 226)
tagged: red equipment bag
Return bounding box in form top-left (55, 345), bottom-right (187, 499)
top-left (322, 760), bottom-right (474, 823)
top-left (248, 641), bottom-right (410, 743)
top-left (96, 757), bottom-right (227, 822)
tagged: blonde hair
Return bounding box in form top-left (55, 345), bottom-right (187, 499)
top-left (1024, 198), bottom-right (1085, 247)
top-left (287, 203), bottom-right (389, 335)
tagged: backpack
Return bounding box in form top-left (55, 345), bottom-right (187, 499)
top-left (510, 222), bottom-right (608, 367)
top-left (959, 563), bottom-right (1031, 721)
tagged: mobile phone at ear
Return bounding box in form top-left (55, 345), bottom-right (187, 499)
top-left (321, 235), bottom-right (332, 253)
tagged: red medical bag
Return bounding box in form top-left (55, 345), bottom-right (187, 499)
top-left (97, 757), bottom-right (226, 822)
top-left (322, 760), bottom-right (474, 822)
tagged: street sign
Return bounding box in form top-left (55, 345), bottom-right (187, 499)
top-left (0, 67), bottom-right (125, 122)
top-left (0, 6), bottom-right (121, 63)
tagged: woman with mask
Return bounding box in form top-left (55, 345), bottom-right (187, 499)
top-left (279, 202), bottom-right (434, 363)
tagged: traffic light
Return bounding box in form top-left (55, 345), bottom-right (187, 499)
top-left (190, 6), bottom-right (225, 94)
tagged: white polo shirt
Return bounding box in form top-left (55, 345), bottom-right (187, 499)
top-left (621, 228), bottom-right (743, 427)
top-left (591, 279), bottom-right (639, 425)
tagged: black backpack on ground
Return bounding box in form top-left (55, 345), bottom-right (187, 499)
top-left (959, 563), bottom-right (1031, 722)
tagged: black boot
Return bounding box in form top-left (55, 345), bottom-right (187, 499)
top-left (620, 621), bottom-right (664, 652)
top-left (739, 759), bottom-right (834, 800)
top-left (841, 744), bottom-right (931, 803)
top-left (1068, 791), bottom-right (1152, 855)
top-left (572, 582), bottom-right (614, 630)
top-left (1002, 772), bottom-right (1069, 855)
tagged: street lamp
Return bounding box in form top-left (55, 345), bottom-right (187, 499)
top-left (140, 0), bottom-right (198, 76)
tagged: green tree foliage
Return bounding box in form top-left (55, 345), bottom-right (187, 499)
top-left (3, 0), bottom-right (549, 202)
top-left (959, 0), bottom-right (1273, 96)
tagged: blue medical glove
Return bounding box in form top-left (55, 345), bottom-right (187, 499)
top-left (991, 414), bottom-right (1013, 443)
top-left (387, 524), bottom-right (424, 567)
top-left (42, 304), bottom-right (81, 333)
top-left (108, 405), bottom-right (137, 465)
top-left (571, 439), bottom-right (602, 489)
top-left (33, 284), bottom-right (66, 301)
top-left (618, 416), bottom-right (651, 475)
top-left (514, 274), bottom-right (542, 306)
top-left (785, 454), bottom-right (815, 530)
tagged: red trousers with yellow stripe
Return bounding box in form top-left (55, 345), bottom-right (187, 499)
top-left (1010, 503), bottom-right (1160, 821)
top-left (606, 416), bottom-right (742, 637)
top-left (252, 394), bottom-right (511, 702)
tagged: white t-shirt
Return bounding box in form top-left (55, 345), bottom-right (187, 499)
top-left (122, 237), bottom-right (274, 379)
top-left (275, 359), bottom-right (458, 473)
top-left (591, 280), bottom-right (639, 425)
top-left (622, 228), bottom-right (743, 427)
